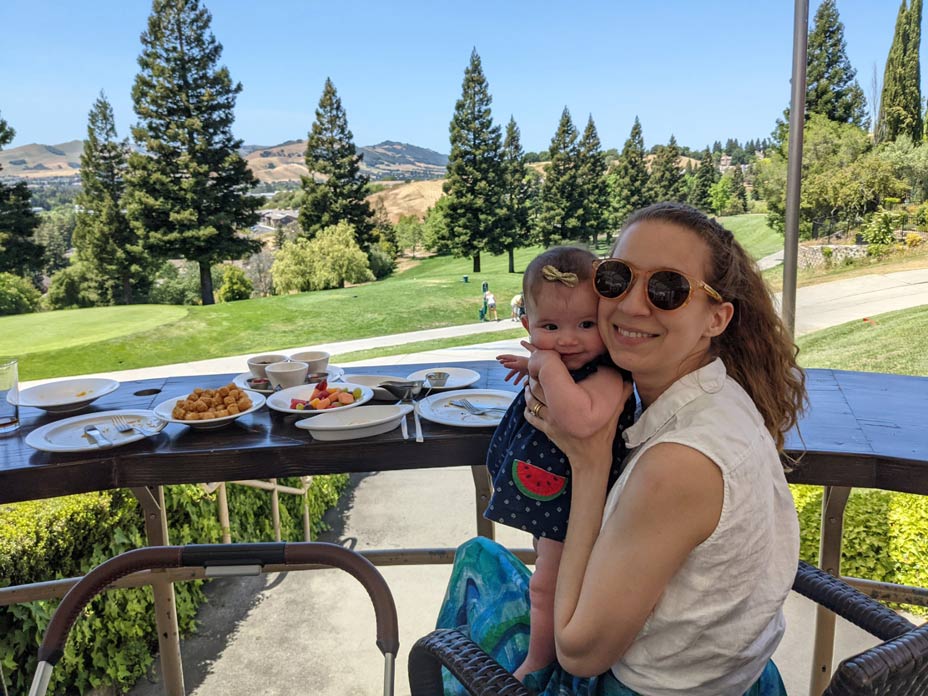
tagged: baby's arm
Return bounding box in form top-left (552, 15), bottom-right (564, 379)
top-left (532, 353), bottom-right (627, 438)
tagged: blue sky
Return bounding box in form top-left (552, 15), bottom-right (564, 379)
top-left (0, 1), bottom-right (916, 154)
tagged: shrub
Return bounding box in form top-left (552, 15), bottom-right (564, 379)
top-left (905, 231), bottom-right (924, 248)
top-left (216, 264), bottom-right (253, 302)
top-left (0, 273), bottom-right (42, 316)
top-left (0, 475), bottom-right (348, 695)
top-left (867, 243), bottom-right (893, 258)
top-left (45, 263), bottom-right (98, 310)
top-left (367, 246), bottom-right (396, 280)
top-left (862, 210), bottom-right (896, 245)
top-left (821, 246), bottom-right (834, 266)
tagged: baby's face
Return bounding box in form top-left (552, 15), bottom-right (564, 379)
top-left (523, 282), bottom-right (605, 371)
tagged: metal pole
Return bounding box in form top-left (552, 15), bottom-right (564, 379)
top-left (782, 0), bottom-right (809, 337)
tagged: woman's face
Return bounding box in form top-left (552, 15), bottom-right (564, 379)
top-left (597, 219), bottom-right (732, 396)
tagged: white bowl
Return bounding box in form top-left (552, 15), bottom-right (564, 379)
top-left (247, 354), bottom-right (287, 379)
top-left (343, 374), bottom-right (409, 401)
top-left (265, 361), bottom-right (308, 389)
top-left (12, 377), bottom-right (120, 413)
top-left (288, 350), bottom-right (330, 373)
top-left (152, 389), bottom-right (266, 430)
top-left (295, 404), bottom-right (412, 441)
top-left (265, 382), bottom-right (374, 415)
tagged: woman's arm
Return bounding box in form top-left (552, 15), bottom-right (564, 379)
top-left (524, 396), bottom-right (723, 678)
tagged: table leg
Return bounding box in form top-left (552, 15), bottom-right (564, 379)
top-left (809, 485), bottom-right (851, 696)
top-left (132, 486), bottom-right (185, 696)
top-left (470, 465), bottom-right (495, 540)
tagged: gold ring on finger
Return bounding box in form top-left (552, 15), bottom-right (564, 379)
top-left (531, 402), bottom-right (543, 418)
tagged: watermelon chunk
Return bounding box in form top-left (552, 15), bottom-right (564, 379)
top-left (512, 459), bottom-right (566, 501)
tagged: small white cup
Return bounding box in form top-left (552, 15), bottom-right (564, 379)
top-left (247, 354), bottom-right (287, 379)
top-left (289, 350), bottom-right (330, 374)
top-left (265, 361), bottom-right (309, 390)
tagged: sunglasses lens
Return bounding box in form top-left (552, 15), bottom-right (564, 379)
top-left (648, 271), bottom-right (692, 310)
top-left (595, 261), bottom-right (632, 298)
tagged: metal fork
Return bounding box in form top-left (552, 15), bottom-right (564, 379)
top-left (113, 415), bottom-right (155, 437)
top-left (449, 398), bottom-right (508, 416)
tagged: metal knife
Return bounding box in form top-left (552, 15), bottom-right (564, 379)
top-left (83, 424), bottom-right (113, 448)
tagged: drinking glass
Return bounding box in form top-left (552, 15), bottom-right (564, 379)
top-left (0, 358), bottom-right (20, 436)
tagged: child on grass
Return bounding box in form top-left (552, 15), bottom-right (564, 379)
top-left (485, 245), bottom-right (636, 682)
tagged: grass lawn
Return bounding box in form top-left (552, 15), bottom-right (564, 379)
top-left (0, 219), bottom-right (856, 382)
top-left (797, 305), bottom-right (928, 376)
top-left (718, 214), bottom-right (782, 260)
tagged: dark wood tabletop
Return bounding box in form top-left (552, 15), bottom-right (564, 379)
top-left (1, 361), bottom-right (926, 505)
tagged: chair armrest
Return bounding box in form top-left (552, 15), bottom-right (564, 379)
top-left (794, 561), bottom-right (915, 641)
top-left (408, 628), bottom-right (530, 696)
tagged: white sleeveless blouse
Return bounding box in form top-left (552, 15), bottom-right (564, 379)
top-left (603, 359), bottom-right (799, 696)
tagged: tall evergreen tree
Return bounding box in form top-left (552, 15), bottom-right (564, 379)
top-left (645, 135), bottom-right (686, 203)
top-left (442, 49), bottom-right (504, 273)
top-left (299, 78), bottom-right (375, 250)
top-left (878, 0), bottom-right (924, 143)
top-left (690, 148), bottom-right (718, 213)
top-left (731, 165), bottom-right (749, 213)
top-left (538, 107), bottom-right (582, 246)
top-left (0, 113), bottom-right (43, 278)
top-left (74, 92), bottom-right (151, 304)
top-left (126, 0), bottom-right (260, 305)
top-left (575, 115), bottom-right (611, 247)
top-left (806, 0), bottom-right (869, 128)
top-left (607, 116), bottom-right (651, 226)
top-left (491, 117), bottom-right (531, 273)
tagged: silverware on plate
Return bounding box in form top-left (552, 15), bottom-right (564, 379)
top-left (83, 424), bottom-right (112, 448)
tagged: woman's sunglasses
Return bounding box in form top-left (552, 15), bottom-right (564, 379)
top-left (592, 258), bottom-right (724, 311)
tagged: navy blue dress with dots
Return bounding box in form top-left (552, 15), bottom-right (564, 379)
top-left (484, 358), bottom-right (636, 541)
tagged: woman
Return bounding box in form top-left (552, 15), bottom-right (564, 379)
top-left (437, 202), bottom-right (806, 695)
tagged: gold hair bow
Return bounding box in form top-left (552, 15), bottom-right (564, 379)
top-left (541, 265), bottom-right (578, 287)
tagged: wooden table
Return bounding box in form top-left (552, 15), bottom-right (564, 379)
top-left (2, 362), bottom-right (927, 696)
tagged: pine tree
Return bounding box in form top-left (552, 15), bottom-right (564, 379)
top-left (878, 0), bottom-right (923, 143)
top-left (645, 135), bottom-right (686, 203)
top-left (490, 117), bottom-right (531, 273)
top-left (575, 115), bottom-right (611, 247)
top-left (690, 148), bottom-right (718, 213)
top-left (442, 49), bottom-right (504, 273)
top-left (74, 92), bottom-right (151, 304)
top-left (0, 113), bottom-right (43, 278)
top-left (607, 116), bottom-right (651, 226)
top-left (806, 0), bottom-right (869, 128)
top-left (731, 165), bottom-right (749, 213)
top-left (538, 107), bottom-right (582, 246)
top-left (126, 0), bottom-right (260, 305)
top-left (299, 78), bottom-right (375, 250)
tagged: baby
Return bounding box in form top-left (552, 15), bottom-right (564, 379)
top-left (485, 245), bottom-right (636, 681)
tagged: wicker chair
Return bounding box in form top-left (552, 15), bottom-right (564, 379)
top-left (408, 560), bottom-right (928, 696)
top-left (27, 542), bottom-right (399, 696)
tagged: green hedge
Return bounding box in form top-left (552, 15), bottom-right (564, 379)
top-left (0, 475), bottom-right (347, 695)
top-left (791, 484), bottom-right (928, 614)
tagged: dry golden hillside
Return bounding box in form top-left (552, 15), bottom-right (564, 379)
top-left (366, 179), bottom-right (445, 222)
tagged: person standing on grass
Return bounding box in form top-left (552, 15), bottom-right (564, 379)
top-left (485, 289), bottom-right (498, 321)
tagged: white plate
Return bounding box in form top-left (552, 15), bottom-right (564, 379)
top-left (341, 374), bottom-right (409, 401)
top-left (295, 404), bottom-right (413, 441)
top-left (12, 378), bottom-right (120, 413)
top-left (265, 382), bottom-right (374, 416)
top-left (405, 367), bottom-right (480, 391)
top-left (153, 389), bottom-right (266, 430)
top-left (25, 409), bottom-right (166, 453)
top-left (416, 389), bottom-right (517, 428)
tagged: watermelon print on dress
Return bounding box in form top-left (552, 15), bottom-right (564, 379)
top-left (512, 459), bottom-right (566, 501)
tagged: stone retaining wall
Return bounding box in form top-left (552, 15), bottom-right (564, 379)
top-left (798, 244), bottom-right (868, 269)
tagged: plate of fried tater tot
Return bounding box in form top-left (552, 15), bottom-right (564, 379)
top-left (153, 384), bottom-right (266, 430)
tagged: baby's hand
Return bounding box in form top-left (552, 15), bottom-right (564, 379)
top-left (525, 343), bottom-right (562, 379)
top-left (497, 354), bottom-right (529, 385)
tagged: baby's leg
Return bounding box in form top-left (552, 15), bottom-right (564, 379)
top-left (513, 536), bottom-right (564, 682)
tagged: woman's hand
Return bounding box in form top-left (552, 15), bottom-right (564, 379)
top-left (525, 363), bottom-right (632, 470)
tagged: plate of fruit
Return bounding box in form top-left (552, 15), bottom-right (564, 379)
top-left (265, 380), bottom-right (374, 416)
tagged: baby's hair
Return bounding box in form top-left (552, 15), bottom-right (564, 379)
top-left (523, 246), bottom-right (597, 314)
